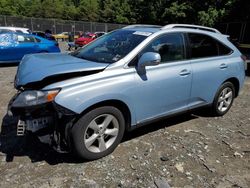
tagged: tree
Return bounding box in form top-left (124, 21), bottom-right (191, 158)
top-left (161, 2), bottom-right (192, 24)
top-left (190, 0), bottom-right (236, 26)
top-left (198, 7), bottom-right (225, 26)
top-left (222, 0), bottom-right (250, 22)
top-left (77, 0), bottom-right (100, 21)
top-left (0, 0), bottom-right (18, 15)
top-left (100, 0), bottom-right (136, 23)
top-left (129, 0), bottom-right (165, 24)
top-left (0, 0), bottom-right (248, 27)
top-left (62, 2), bottom-right (77, 20)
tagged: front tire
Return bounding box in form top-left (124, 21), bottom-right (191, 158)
top-left (212, 82), bottom-right (235, 116)
top-left (71, 106), bottom-right (125, 160)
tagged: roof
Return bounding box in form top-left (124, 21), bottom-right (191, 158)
top-left (161, 24), bottom-right (220, 33)
top-left (122, 24), bottom-right (221, 34)
top-left (123, 26), bottom-right (161, 33)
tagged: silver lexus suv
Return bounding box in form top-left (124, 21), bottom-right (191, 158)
top-left (9, 24), bottom-right (245, 160)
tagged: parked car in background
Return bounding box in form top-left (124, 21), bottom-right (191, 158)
top-left (74, 32), bottom-right (96, 47)
top-left (0, 26), bottom-right (31, 34)
top-left (9, 24), bottom-right (245, 160)
top-left (0, 33), bottom-right (60, 63)
top-left (32, 31), bottom-right (46, 38)
top-left (227, 37), bottom-right (250, 71)
top-left (53, 32), bottom-right (69, 41)
top-left (32, 31), bottom-right (57, 42)
top-left (236, 44), bottom-right (250, 72)
top-left (53, 32), bottom-right (79, 41)
top-left (94, 31), bottom-right (106, 38)
top-left (216, 22), bottom-right (250, 72)
top-left (75, 32), bottom-right (106, 47)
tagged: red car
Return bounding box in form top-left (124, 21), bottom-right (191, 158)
top-left (75, 32), bottom-right (106, 47)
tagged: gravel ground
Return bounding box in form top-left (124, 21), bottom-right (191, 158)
top-left (0, 46), bottom-right (250, 187)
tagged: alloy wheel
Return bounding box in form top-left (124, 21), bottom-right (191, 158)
top-left (84, 114), bottom-right (119, 153)
top-left (217, 87), bottom-right (233, 113)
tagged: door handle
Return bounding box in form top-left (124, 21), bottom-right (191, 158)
top-left (220, 63), bottom-right (228, 69)
top-left (179, 69), bottom-right (191, 76)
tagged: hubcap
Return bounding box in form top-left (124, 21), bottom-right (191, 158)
top-left (84, 114), bottom-right (119, 153)
top-left (217, 87), bottom-right (233, 112)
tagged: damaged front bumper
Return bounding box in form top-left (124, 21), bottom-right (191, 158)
top-left (8, 93), bottom-right (77, 153)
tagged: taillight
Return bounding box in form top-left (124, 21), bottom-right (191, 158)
top-left (241, 55), bottom-right (247, 62)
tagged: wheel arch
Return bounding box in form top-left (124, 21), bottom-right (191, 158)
top-left (223, 77), bottom-right (240, 97)
top-left (78, 99), bottom-right (132, 131)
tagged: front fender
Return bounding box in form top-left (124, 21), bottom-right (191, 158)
top-left (55, 92), bottom-right (137, 126)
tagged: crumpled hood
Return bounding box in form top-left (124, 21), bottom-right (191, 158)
top-left (15, 53), bottom-right (109, 89)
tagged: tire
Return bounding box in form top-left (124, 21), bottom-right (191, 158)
top-left (212, 82), bottom-right (235, 116)
top-left (71, 106), bottom-right (125, 160)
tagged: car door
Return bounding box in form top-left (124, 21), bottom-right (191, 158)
top-left (15, 35), bottom-right (39, 60)
top-left (131, 33), bottom-right (192, 124)
top-left (186, 33), bottom-right (234, 108)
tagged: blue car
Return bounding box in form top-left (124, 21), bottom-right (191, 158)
top-left (9, 24), bottom-right (245, 160)
top-left (0, 33), bottom-right (60, 63)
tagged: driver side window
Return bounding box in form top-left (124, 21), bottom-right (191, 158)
top-left (17, 35), bottom-right (36, 43)
top-left (129, 33), bottom-right (185, 66)
top-left (143, 33), bottom-right (185, 63)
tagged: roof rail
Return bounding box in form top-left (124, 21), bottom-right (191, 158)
top-left (161, 24), bottom-right (221, 33)
top-left (123, 24), bottom-right (162, 29)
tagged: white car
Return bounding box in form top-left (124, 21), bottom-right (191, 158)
top-left (94, 31), bottom-right (106, 37)
top-left (0, 26), bottom-right (31, 34)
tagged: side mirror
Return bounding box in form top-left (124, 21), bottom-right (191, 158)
top-left (138, 52), bottom-right (161, 69)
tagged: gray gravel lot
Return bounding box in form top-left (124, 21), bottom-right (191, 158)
top-left (0, 48), bottom-right (250, 187)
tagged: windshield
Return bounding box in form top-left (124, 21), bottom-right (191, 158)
top-left (0, 29), bottom-right (14, 34)
top-left (71, 30), bottom-right (149, 64)
top-left (0, 33), bottom-right (15, 46)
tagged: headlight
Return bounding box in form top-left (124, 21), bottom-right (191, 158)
top-left (12, 89), bottom-right (60, 107)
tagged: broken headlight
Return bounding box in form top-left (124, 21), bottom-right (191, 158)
top-left (12, 89), bottom-right (60, 107)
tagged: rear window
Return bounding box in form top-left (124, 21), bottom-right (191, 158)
top-left (188, 33), bottom-right (232, 59)
top-left (16, 30), bottom-right (24, 33)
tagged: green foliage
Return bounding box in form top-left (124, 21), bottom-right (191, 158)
top-left (100, 0), bottom-right (135, 23)
top-left (222, 0), bottom-right (250, 22)
top-left (0, 0), bottom-right (248, 26)
top-left (162, 2), bottom-right (192, 24)
top-left (198, 7), bottom-right (225, 26)
top-left (0, 0), bottom-right (18, 15)
top-left (77, 0), bottom-right (100, 21)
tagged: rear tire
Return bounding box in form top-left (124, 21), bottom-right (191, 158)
top-left (211, 82), bottom-right (235, 116)
top-left (71, 106), bottom-right (125, 160)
